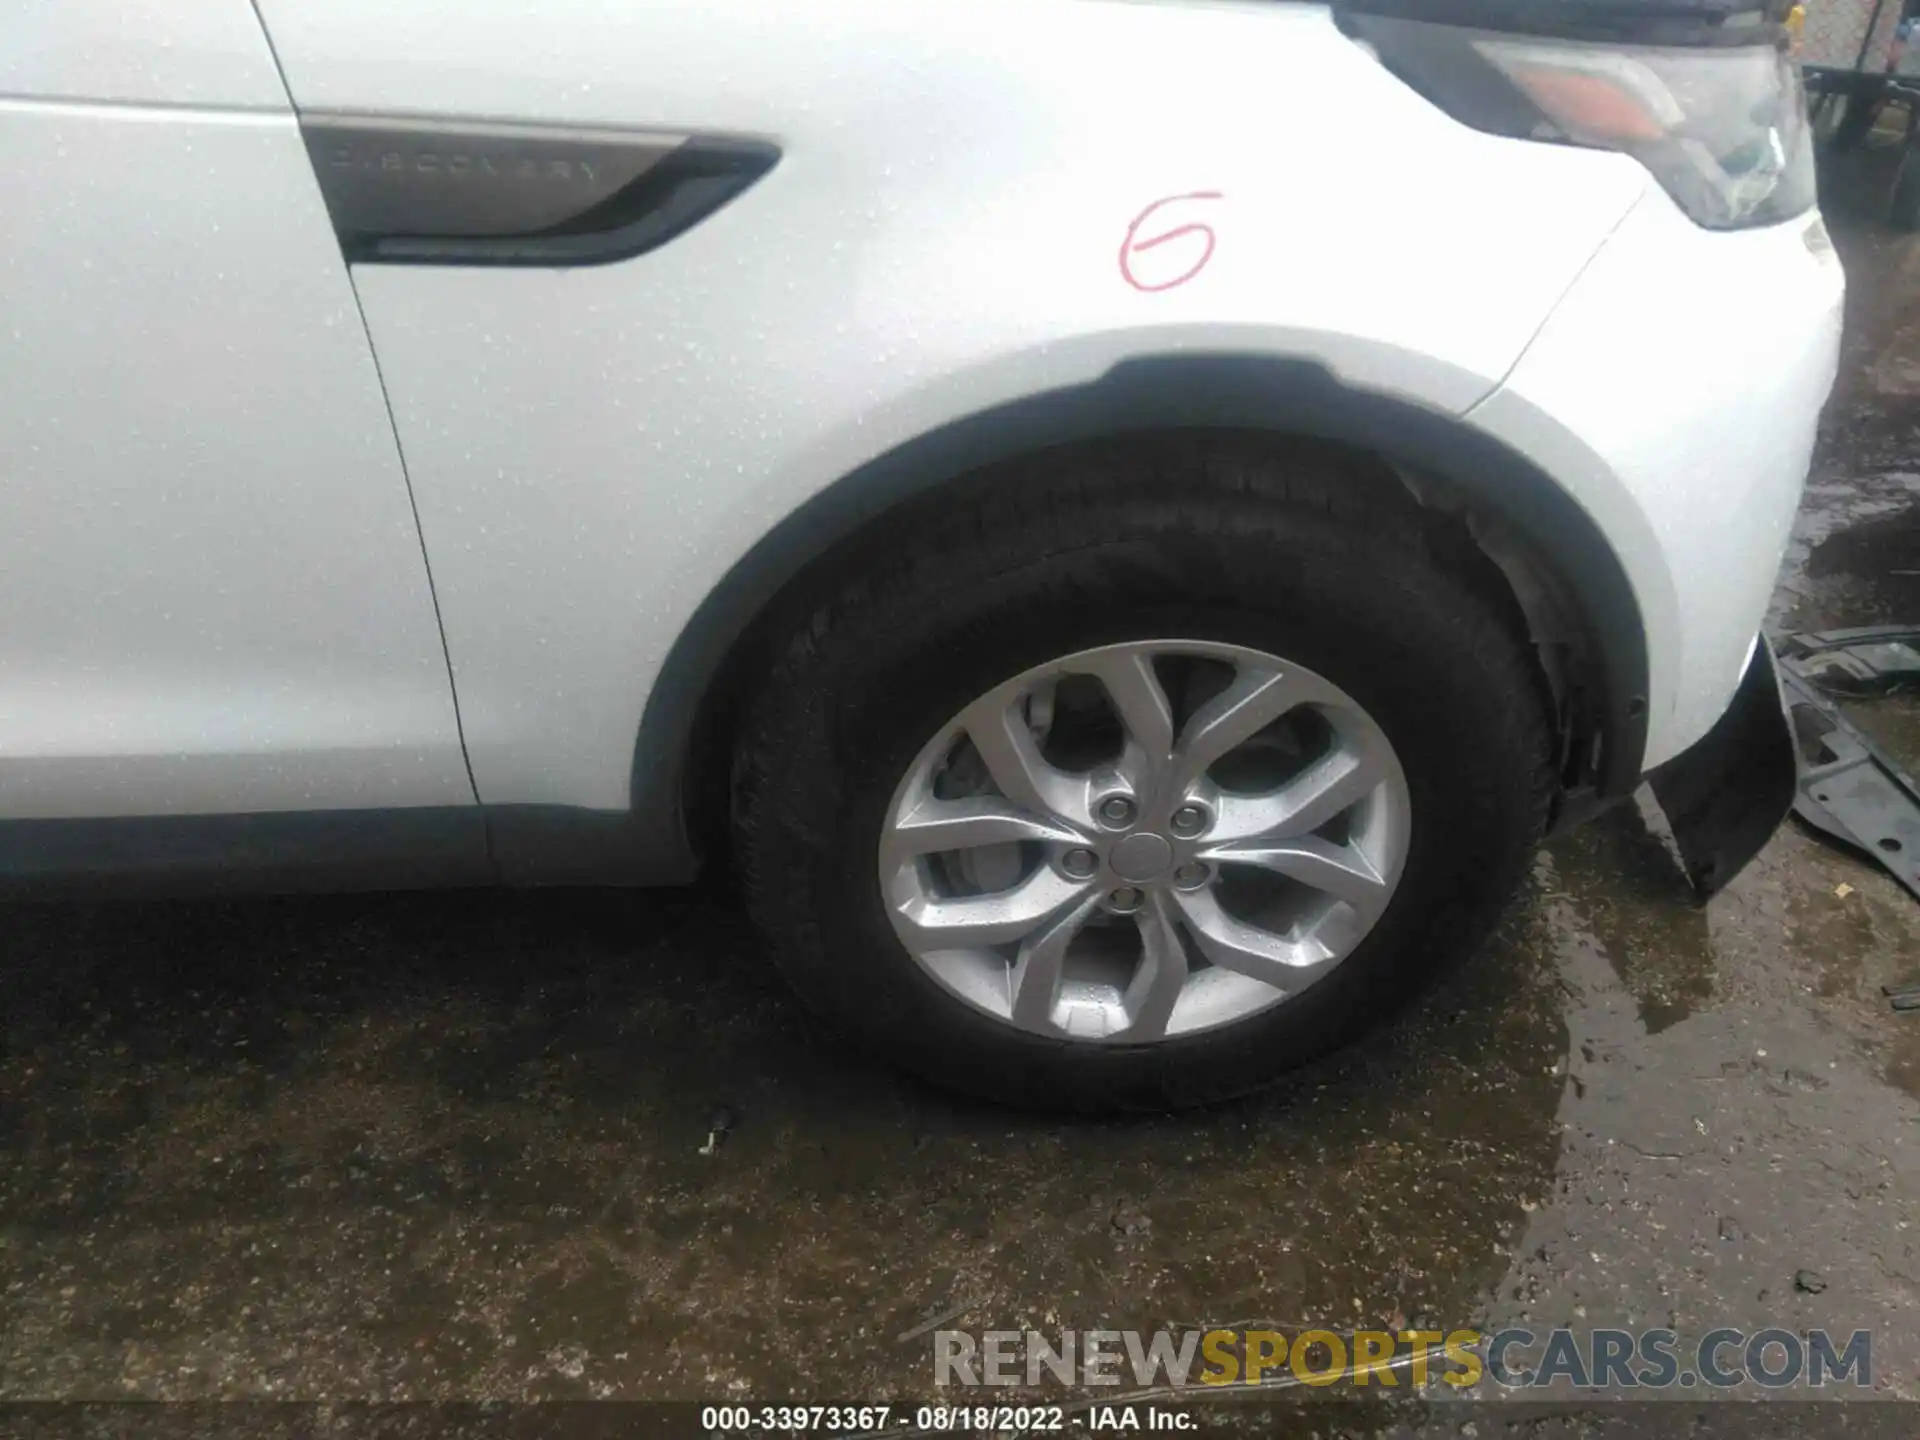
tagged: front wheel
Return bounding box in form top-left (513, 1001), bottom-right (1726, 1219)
top-left (734, 442), bottom-right (1555, 1111)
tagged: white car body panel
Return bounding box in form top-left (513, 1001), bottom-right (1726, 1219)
top-left (5, 0), bottom-right (286, 109)
top-left (254, 0), bottom-right (1647, 810)
top-left (1470, 191), bottom-right (1845, 768)
top-left (0, 42), bottom-right (473, 817)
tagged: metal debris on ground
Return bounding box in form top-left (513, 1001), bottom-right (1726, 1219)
top-left (1110, 1200), bottom-right (1152, 1237)
top-left (895, 1301), bottom-right (970, 1346)
top-left (1777, 654), bottom-right (1920, 902)
top-left (1884, 976), bottom-right (1920, 1013)
top-left (1779, 625), bottom-right (1920, 697)
top-left (698, 1104), bottom-right (737, 1156)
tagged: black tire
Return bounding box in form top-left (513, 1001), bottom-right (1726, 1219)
top-left (733, 439), bottom-right (1555, 1112)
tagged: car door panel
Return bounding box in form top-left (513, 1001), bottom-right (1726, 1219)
top-left (4, 0), bottom-right (286, 109)
top-left (0, 6), bottom-right (474, 822)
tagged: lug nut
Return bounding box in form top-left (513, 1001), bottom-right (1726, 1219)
top-left (1107, 886), bottom-right (1144, 913)
top-left (1061, 847), bottom-right (1099, 879)
top-left (1170, 804), bottom-right (1210, 837)
top-left (1099, 795), bottom-right (1137, 828)
top-left (1172, 862), bottom-right (1210, 891)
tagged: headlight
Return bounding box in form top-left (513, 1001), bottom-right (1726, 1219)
top-left (1346, 16), bottom-right (1815, 230)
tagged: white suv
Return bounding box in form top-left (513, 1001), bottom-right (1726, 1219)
top-left (2, 0), bottom-right (1840, 1107)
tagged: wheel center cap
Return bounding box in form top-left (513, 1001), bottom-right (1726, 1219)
top-left (1109, 832), bottom-right (1175, 883)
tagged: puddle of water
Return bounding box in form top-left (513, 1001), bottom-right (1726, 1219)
top-left (1773, 478), bottom-right (1920, 632)
top-left (1482, 837), bottom-right (1920, 1400)
top-left (5, 820), bottom-right (1917, 1400)
top-left (1790, 498), bottom-right (1920, 629)
top-left (1779, 819), bottom-right (1920, 1102)
top-left (1544, 803), bottom-right (1715, 1036)
top-left (0, 882), bottom-right (1573, 1400)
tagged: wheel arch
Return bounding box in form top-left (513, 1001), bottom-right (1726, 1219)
top-left (626, 353), bottom-right (1651, 882)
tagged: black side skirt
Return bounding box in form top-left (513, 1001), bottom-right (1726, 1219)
top-left (0, 805), bottom-right (659, 899)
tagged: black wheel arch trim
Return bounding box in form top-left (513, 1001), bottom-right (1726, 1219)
top-left (626, 353), bottom-right (1651, 882)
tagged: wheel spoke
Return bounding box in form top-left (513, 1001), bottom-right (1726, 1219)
top-left (892, 865), bottom-right (1093, 950)
top-left (1009, 892), bottom-right (1100, 1031)
top-left (958, 690), bottom-right (1086, 825)
top-left (1271, 736), bottom-right (1391, 838)
top-left (1077, 649), bottom-right (1176, 772)
top-left (883, 796), bottom-right (1082, 868)
top-left (1301, 895), bottom-right (1371, 958)
top-left (1172, 885), bottom-right (1337, 986)
top-left (1166, 666), bottom-right (1316, 796)
top-left (1200, 835), bottom-right (1392, 927)
top-left (1211, 731), bottom-right (1392, 843)
top-left (1120, 892), bottom-right (1189, 1040)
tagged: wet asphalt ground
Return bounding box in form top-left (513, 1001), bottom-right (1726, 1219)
top-left (5, 159), bottom-right (1920, 1418)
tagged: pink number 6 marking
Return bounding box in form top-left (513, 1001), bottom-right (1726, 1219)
top-left (1119, 191), bottom-right (1225, 293)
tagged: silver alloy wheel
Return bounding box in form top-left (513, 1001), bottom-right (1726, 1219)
top-left (878, 640), bottom-right (1412, 1043)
